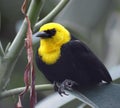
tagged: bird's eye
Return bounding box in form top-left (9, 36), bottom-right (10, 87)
top-left (44, 28), bottom-right (56, 36)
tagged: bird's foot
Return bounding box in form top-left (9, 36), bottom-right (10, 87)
top-left (54, 79), bottom-right (77, 96)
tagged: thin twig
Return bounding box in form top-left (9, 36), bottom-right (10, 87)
top-left (0, 84), bottom-right (54, 100)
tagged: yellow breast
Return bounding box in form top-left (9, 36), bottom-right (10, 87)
top-left (38, 46), bottom-right (60, 65)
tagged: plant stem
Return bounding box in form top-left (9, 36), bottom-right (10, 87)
top-left (0, 84), bottom-right (54, 99)
top-left (7, 0), bottom-right (44, 58)
top-left (34, 0), bottom-right (70, 32)
top-left (0, 0), bottom-right (44, 91)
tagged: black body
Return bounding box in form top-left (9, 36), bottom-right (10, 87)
top-left (36, 35), bottom-right (112, 87)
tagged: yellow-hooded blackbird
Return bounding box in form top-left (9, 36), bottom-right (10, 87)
top-left (35, 22), bottom-right (112, 95)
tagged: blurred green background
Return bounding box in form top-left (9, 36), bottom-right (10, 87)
top-left (1, 0), bottom-right (120, 107)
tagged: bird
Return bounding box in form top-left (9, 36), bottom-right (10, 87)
top-left (34, 22), bottom-right (112, 95)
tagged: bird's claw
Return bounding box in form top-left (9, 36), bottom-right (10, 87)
top-left (54, 79), bottom-right (77, 96)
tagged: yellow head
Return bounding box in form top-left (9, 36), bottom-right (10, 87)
top-left (35, 22), bottom-right (71, 65)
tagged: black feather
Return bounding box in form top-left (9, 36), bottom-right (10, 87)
top-left (36, 35), bottom-right (112, 87)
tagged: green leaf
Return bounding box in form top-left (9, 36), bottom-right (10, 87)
top-left (71, 83), bottom-right (120, 108)
top-left (36, 84), bottom-right (120, 108)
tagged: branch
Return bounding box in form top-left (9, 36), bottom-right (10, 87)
top-left (6, 0), bottom-right (43, 58)
top-left (0, 84), bottom-right (54, 100)
top-left (0, 0), bottom-right (44, 91)
top-left (34, 0), bottom-right (70, 32)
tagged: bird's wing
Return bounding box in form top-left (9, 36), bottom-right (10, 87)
top-left (69, 40), bottom-right (112, 83)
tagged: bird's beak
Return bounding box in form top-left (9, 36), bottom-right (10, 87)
top-left (33, 31), bottom-right (50, 38)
